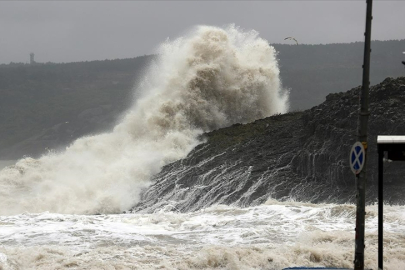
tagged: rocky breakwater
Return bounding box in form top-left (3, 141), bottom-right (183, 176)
top-left (133, 77), bottom-right (405, 213)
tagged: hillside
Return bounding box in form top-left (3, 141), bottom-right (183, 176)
top-left (273, 40), bottom-right (405, 109)
top-left (133, 77), bottom-right (405, 212)
top-left (0, 40), bottom-right (404, 160)
top-left (0, 56), bottom-right (154, 159)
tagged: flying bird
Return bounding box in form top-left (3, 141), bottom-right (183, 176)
top-left (284, 37), bottom-right (298, 45)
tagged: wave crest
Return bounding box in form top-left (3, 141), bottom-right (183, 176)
top-left (0, 25), bottom-right (288, 215)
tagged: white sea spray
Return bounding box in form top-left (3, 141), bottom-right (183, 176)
top-left (0, 25), bottom-right (288, 215)
top-left (0, 203), bottom-right (404, 269)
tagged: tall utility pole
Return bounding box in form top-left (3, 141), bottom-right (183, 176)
top-left (30, 53), bottom-right (35, 65)
top-left (354, 0), bottom-right (373, 269)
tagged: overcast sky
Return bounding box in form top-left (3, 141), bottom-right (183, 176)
top-left (1, 1), bottom-right (404, 64)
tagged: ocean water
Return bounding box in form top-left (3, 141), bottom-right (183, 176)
top-left (1, 201), bottom-right (404, 269)
top-left (0, 25), bottom-right (403, 269)
top-left (0, 25), bottom-right (287, 215)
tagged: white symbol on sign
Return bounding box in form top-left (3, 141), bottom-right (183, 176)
top-left (350, 142), bottom-right (365, 175)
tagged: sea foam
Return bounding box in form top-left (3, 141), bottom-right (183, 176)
top-left (0, 25), bottom-right (288, 215)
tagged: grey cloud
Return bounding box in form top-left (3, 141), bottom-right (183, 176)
top-left (0, 1), bottom-right (404, 64)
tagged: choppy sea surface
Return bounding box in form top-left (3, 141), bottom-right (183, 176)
top-left (0, 25), bottom-right (404, 270)
top-left (1, 201), bottom-right (404, 269)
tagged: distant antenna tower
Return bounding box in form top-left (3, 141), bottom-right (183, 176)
top-left (30, 53), bottom-right (35, 64)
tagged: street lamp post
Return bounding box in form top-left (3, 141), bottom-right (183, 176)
top-left (354, 0), bottom-right (373, 270)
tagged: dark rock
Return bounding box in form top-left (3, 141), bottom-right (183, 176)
top-left (132, 77), bottom-right (405, 213)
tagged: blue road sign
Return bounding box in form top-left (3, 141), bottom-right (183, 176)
top-left (350, 142), bottom-right (365, 175)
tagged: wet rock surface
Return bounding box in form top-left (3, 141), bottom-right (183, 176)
top-left (133, 77), bottom-right (405, 212)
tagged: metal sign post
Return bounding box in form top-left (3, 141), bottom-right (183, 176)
top-left (377, 136), bottom-right (405, 270)
top-left (354, 0), bottom-right (373, 269)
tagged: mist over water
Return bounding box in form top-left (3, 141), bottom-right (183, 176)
top-left (0, 25), bottom-right (288, 215)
